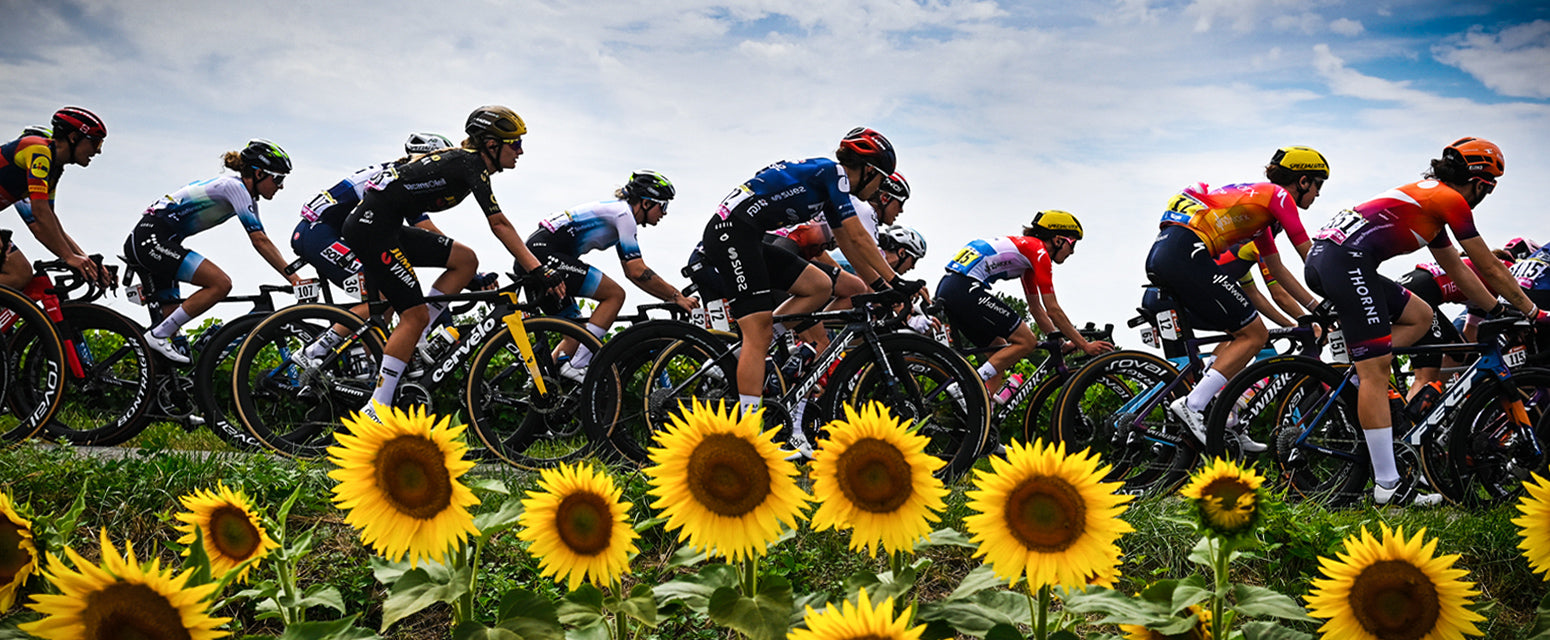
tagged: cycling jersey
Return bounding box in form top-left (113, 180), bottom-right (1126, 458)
top-left (715, 158), bottom-right (858, 231)
top-left (1158, 181), bottom-right (1308, 257)
top-left (141, 174), bottom-right (263, 239)
top-left (0, 135), bottom-right (59, 220)
top-left (1313, 180), bottom-right (1480, 263)
top-left (1513, 245), bottom-right (1550, 292)
top-left (533, 199), bottom-right (642, 262)
top-left (944, 236), bottom-right (1053, 294)
top-left (1409, 258), bottom-right (1502, 305)
top-left (300, 163), bottom-right (430, 229)
top-left (770, 196), bottom-right (879, 260)
top-left (293, 162), bottom-right (430, 286)
top-left (1215, 241), bottom-right (1273, 285)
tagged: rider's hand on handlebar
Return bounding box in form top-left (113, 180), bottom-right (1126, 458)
top-left (673, 292), bottom-right (699, 313)
top-left (1080, 340), bottom-right (1115, 356)
top-left (536, 266), bottom-right (568, 299)
top-left (66, 254), bottom-right (101, 284)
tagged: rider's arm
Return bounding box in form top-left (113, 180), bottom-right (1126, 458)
top-left (486, 212), bottom-right (542, 272)
top-left (22, 200), bottom-right (98, 279)
top-left (1260, 249), bottom-right (1320, 311)
top-left (1021, 273), bottom-right (1056, 335)
top-left (1452, 236), bottom-right (1537, 313)
top-left (248, 230), bottom-right (302, 285)
top-left (1244, 277), bottom-right (1295, 327)
top-left (834, 215), bottom-right (895, 285)
top-left (1037, 291), bottom-right (1111, 354)
top-left (622, 257), bottom-right (696, 310)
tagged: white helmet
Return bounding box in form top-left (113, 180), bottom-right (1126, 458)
top-left (878, 225), bottom-right (927, 260)
top-left (404, 132), bottom-right (453, 155)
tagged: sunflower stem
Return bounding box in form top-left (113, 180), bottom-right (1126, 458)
top-left (611, 581), bottom-right (629, 640)
top-left (1036, 584), bottom-right (1051, 640)
top-left (741, 555), bottom-right (758, 596)
top-left (275, 554), bottom-right (301, 625)
top-left (454, 540), bottom-right (480, 625)
top-left (1211, 537), bottom-right (1230, 640)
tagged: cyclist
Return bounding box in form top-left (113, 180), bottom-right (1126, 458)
top-left (344, 105), bottom-right (561, 422)
top-left (1215, 241), bottom-right (1309, 329)
top-left (768, 169), bottom-right (911, 304)
top-left (125, 138), bottom-right (302, 363)
top-left (0, 107), bottom-right (108, 290)
top-left (1395, 246), bottom-right (1517, 394)
top-left (1304, 137), bottom-right (1548, 505)
top-left (701, 127), bottom-right (918, 416)
top-left (936, 210), bottom-right (1113, 401)
top-left (1509, 238), bottom-right (1550, 352)
top-left (1147, 146), bottom-right (1330, 451)
top-left (523, 170), bottom-right (697, 382)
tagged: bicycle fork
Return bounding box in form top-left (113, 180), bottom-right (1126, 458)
top-left (498, 293), bottom-right (548, 396)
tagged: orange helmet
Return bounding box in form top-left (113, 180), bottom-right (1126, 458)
top-left (1444, 137), bottom-right (1504, 183)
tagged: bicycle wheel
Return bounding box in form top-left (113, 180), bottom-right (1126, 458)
top-left (581, 321), bottom-right (734, 464)
top-left (231, 304), bottom-right (385, 457)
top-left (1016, 371), bottom-right (1069, 445)
top-left (192, 313), bottom-right (267, 450)
top-left (1206, 355), bottom-right (1368, 507)
top-left (0, 286), bottom-right (66, 443)
top-left (630, 323), bottom-right (742, 461)
top-left (465, 316), bottom-right (601, 469)
top-left (815, 332), bottom-right (990, 482)
top-left (36, 303), bottom-right (156, 446)
top-left (1437, 368), bottom-right (1550, 507)
top-left (1051, 350), bottom-right (1191, 496)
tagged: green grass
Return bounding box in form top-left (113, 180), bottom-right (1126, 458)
top-left (0, 443), bottom-right (1544, 639)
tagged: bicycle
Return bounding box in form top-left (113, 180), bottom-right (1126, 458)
top-left (0, 277), bottom-right (67, 445)
top-left (952, 321), bottom-right (1114, 449)
top-left (229, 274), bottom-right (602, 467)
top-left (1205, 314), bottom-right (1550, 507)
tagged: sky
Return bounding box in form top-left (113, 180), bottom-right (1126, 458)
top-left (3, 0), bottom-right (1549, 340)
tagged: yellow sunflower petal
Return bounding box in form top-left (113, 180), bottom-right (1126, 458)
top-left (173, 482), bottom-right (278, 584)
top-left (0, 491), bottom-right (38, 611)
top-left (1179, 458), bottom-right (1268, 538)
top-left (810, 402), bottom-right (949, 557)
top-left (517, 462), bottom-right (640, 591)
top-left (789, 587), bottom-right (926, 640)
top-left (1514, 472), bottom-right (1550, 580)
top-left (1306, 524), bottom-right (1485, 640)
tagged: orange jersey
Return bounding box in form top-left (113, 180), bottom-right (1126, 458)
top-left (1158, 181), bottom-right (1308, 257)
top-left (1314, 180), bottom-right (1479, 263)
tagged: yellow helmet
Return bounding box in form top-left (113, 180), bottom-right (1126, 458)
top-left (1270, 146), bottom-right (1330, 179)
top-left (1028, 210), bottom-right (1083, 240)
top-left (465, 105), bottom-right (527, 142)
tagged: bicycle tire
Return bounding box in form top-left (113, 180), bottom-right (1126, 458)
top-left (231, 304), bottom-right (385, 457)
top-left (1205, 355), bottom-right (1368, 507)
top-left (39, 303), bottom-right (156, 446)
top-left (1017, 371), bottom-right (1069, 444)
top-left (628, 322), bottom-right (742, 462)
top-left (1436, 367), bottom-right (1550, 507)
top-left (814, 332), bottom-right (990, 482)
top-left (193, 313), bottom-right (268, 450)
top-left (1051, 350), bottom-right (1191, 496)
top-left (465, 316), bottom-right (602, 469)
top-left (0, 286), bottom-right (66, 443)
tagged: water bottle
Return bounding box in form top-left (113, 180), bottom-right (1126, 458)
top-left (1404, 381), bottom-right (1444, 423)
top-left (426, 325), bottom-right (461, 360)
top-left (780, 343), bottom-right (817, 381)
top-left (993, 373), bottom-right (1025, 406)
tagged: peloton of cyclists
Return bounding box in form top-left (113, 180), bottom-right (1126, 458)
top-left (0, 107), bottom-right (110, 290)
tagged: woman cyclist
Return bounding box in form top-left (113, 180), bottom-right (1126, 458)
top-left (0, 107), bottom-right (109, 290)
top-left (125, 138), bottom-right (301, 363)
top-left (344, 105), bottom-right (561, 422)
top-left (702, 127), bottom-right (917, 416)
top-left (1146, 146), bottom-right (1330, 451)
top-left (523, 170), bottom-right (697, 382)
top-left (1304, 137), bottom-right (1548, 505)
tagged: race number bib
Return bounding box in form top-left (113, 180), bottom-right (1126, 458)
top-left (1314, 209), bottom-right (1367, 245)
top-left (1506, 345), bottom-right (1527, 369)
top-left (715, 185), bottom-right (755, 220)
top-left (341, 273), bottom-right (366, 302)
top-left (300, 191), bottom-right (337, 222)
top-left (1156, 309), bottom-right (1180, 341)
top-left (293, 278), bottom-right (320, 304)
top-left (1326, 328), bottom-right (1349, 364)
top-left (1160, 192), bottom-right (1207, 225)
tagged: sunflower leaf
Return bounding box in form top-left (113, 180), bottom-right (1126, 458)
top-left (984, 623), bottom-right (1023, 640)
top-left (946, 564), bottom-right (1010, 600)
top-left (378, 563), bottom-right (470, 632)
top-left (559, 583), bottom-right (606, 627)
top-left (452, 621), bottom-right (522, 640)
top-left (561, 621), bottom-right (610, 640)
top-left (1229, 584), bottom-right (1314, 621)
top-left (274, 485), bottom-right (304, 537)
top-left (1239, 621), bottom-right (1315, 640)
top-left (1171, 575), bottom-right (1211, 614)
top-left (294, 584), bottom-right (347, 614)
top-left (614, 583), bottom-right (658, 628)
top-left (468, 478), bottom-right (511, 496)
top-left (914, 527), bottom-right (976, 551)
top-left (279, 613), bottom-right (382, 640)
top-left (705, 575), bottom-right (794, 640)
top-left (667, 543), bottom-right (710, 568)
top-left (1060, 587), bottom-right (1172, 627)
top-left (182, 525), bottom-right (215, 587)
top-left (914, 589), bottom-right (1030, 635)
top-left (1530, 592), bottom-right (1550, 640)
top-left (474, 497), bottom-right (526, 539)
top-left (653, 563), bottom-right (738, 613)
top-left (489, 589), bottom-right (562, 640)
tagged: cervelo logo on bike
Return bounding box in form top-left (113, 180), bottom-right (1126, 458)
top-left (429, 316), bottom-right (500, 384)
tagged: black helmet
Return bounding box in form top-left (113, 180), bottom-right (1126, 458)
top-left (51, 106), bottom-right (106, 140)
top-left (879, 171), bottom-right (910, 204)
top-left (623, 170), bottom-right (676, 201)
top-left (239, 138), bottom-right (292, 174)
top-left (836, 127), bottom-right (897, 174)
top-left (465, 105), bottom-right (527, 142)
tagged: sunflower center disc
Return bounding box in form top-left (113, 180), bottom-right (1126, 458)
top-left (1348, 559), bottom-right (1440, 640)
top-left (686, 433), bottom-right (771, 517)
top-left (837, 438), bottom-right (913, 513)
top-left (0, 519), bottom-right (31, 582)
top-left (208, 506), bottom-right (261, 560)
top-left (375, 435), bottom-right (454, 519)
top-left (1201, 478), bottom-right (1254, 531)
top-left (1005, 475), bottom-right (1087, 552)
top-left (83, 582), bottom-right (195, 640)
top-left (556, 493), bottom-right (613, 555)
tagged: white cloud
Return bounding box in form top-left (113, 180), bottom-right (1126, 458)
top-left (1434, 20), bottom-right (1550, 99)
top-left (1330, 18), bottom-right (1364, 36)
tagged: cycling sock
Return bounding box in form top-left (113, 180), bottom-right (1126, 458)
top-left (305, 329), bottom-right (347, 359)
top-left (1185, 368), bottom-right (1228, 412)
top-left (1364, 427), bottom-right (1400, 488)
top-left (569, 323), bottom-right (609, 369)
top-left (418, 291), bottom-right (449, 342)
top-left (977, 361), bottom-right (997, 382)
top-left (152, 307), bottom-right (194, 339)
top-left (371, 355), bottom-right (407, 407)
top-left (738, 394), bottom-right (762, 416)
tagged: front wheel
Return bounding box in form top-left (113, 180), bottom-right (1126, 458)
top-left (465, 316), bottom-right (602, 470)
top-left (41, 303), bottom-right (155, 446)
top-left (193, 314), bottom-right (268, 450)
top-left (1437, 368), bottom-right (1550, 507)
top-left (1051, 350), bottom-right (1191, 496)
top-left (0, 286), bottom-right (66, 444)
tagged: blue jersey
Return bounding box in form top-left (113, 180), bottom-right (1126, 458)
top-left (1512, 245), bottom-right (1550, 292)
top-left (535, 199), bottom-right (642, 262)
top-left (142, 174), bottom-right (263, 239)
top-left (716, 157), bottom-right (858, 231)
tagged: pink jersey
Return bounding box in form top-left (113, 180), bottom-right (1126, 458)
top-left (1158, 181), bottom-right (1309, 257)
top-left (1415, 258), bottom-right (1502, 304)
top-left (1315, 180), bottom-right (1480, 264)
top-left (945, 236), bottom-right (1053, 294)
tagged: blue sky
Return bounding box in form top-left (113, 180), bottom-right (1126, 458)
top-left (3, 0), bottom-right (1549, 333)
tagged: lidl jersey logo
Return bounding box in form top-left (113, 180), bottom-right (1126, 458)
top-left (29, 155), bottom-right (50, 180)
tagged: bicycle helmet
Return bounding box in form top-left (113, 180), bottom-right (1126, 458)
top-left (1269, 146), bottom-right (1330, 179)
top-left (836, 127), bottom-right (897, 174)
top-left (1444, 137), bottom-right (1504, 184)
top-left (465, 105), bottom-right (527, 142)
top-left (20, 125), bottom-right (52, 139)
top-left (879, 171), bottom-right (910, 204)
top-left (1027, 210), bottom-right (1084, 240)
top-left (622, 170), bottom-right (676, 201)
top-left (404, 132), bottom-right (453, 155)
top-left (239, 138), bottom-right (292, 174)
top-left (1505, 237), bottom-right (1542, 261)
top-left (878, 225), bottom-right (927, 260)
top-left (51, 106), bottom-right (106, 140)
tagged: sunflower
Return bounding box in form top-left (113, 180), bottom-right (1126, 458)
top-left (173, 483), bottom-right (278, 584)
top-left (20, 529), bottom-right (229, 640)
top-left (809, 402), bottom-right (948, 557)
top-left (1513, 472), bottom-right (1550, 580)
top-left (1120, 605), bottom-right (1212, 640)
top-left (963, 439), bottom-right (1133, 589)
top-left (518, 462), bottom-right (639, 590)
top-left (646, 400), bottom-right (809, 563)
top-left (789, 587), bottom-right (925, 640)
top-left (1178, 458), bottom-right (1267, 538)
top-left (328, 402), bottom-right (480, 567)
top-left (1306, 524), bottom-right (1485, 640)
top-left (0, 491), bottom-right (37, 610)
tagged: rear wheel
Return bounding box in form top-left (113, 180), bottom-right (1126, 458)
top-left (1437, 369), bottom-right (1550, 507)
top-left (1052, 350), bottom-right (1191, 496)
top-left (41, 303), bottom-right (155, 446)
top-left (193, 314), bottom-right (267, 450)
top-left (465, 316), bottom-right (601, 470)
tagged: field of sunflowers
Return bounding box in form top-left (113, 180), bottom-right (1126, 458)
top-left (1, 400), bottom-right (1548, 640)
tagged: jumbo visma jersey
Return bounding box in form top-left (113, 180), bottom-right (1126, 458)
top-left (142, 174), bottom-right (262, 239)
top-left (717, 157), bottom-right (858, 231)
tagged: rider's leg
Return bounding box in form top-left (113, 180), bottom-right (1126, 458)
top-left (151, 258), bottom-right (230, 339)
top-left (568, 273), bottom-right (622, 368)
top-left (782, 265), bottom-right (837, 353)
top-left (0, 247), bottom-right (31, 290)
top-left (984, 326), bottom-right (1035, 394)
top-left (1182, 317), bottom-right (1268, 413)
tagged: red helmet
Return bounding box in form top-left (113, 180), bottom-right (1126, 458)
top-left (51, 106), bottom-right (107, 140)
top-left (837, 127), bottom-right (897, 174)
top-left (1444, 137), bottom-right (1504, 183)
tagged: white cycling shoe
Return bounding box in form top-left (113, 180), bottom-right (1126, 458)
top-left (144, 329), bottom-right (190, 364)
top-left (1373, 480), bottom-right (1444, 507)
